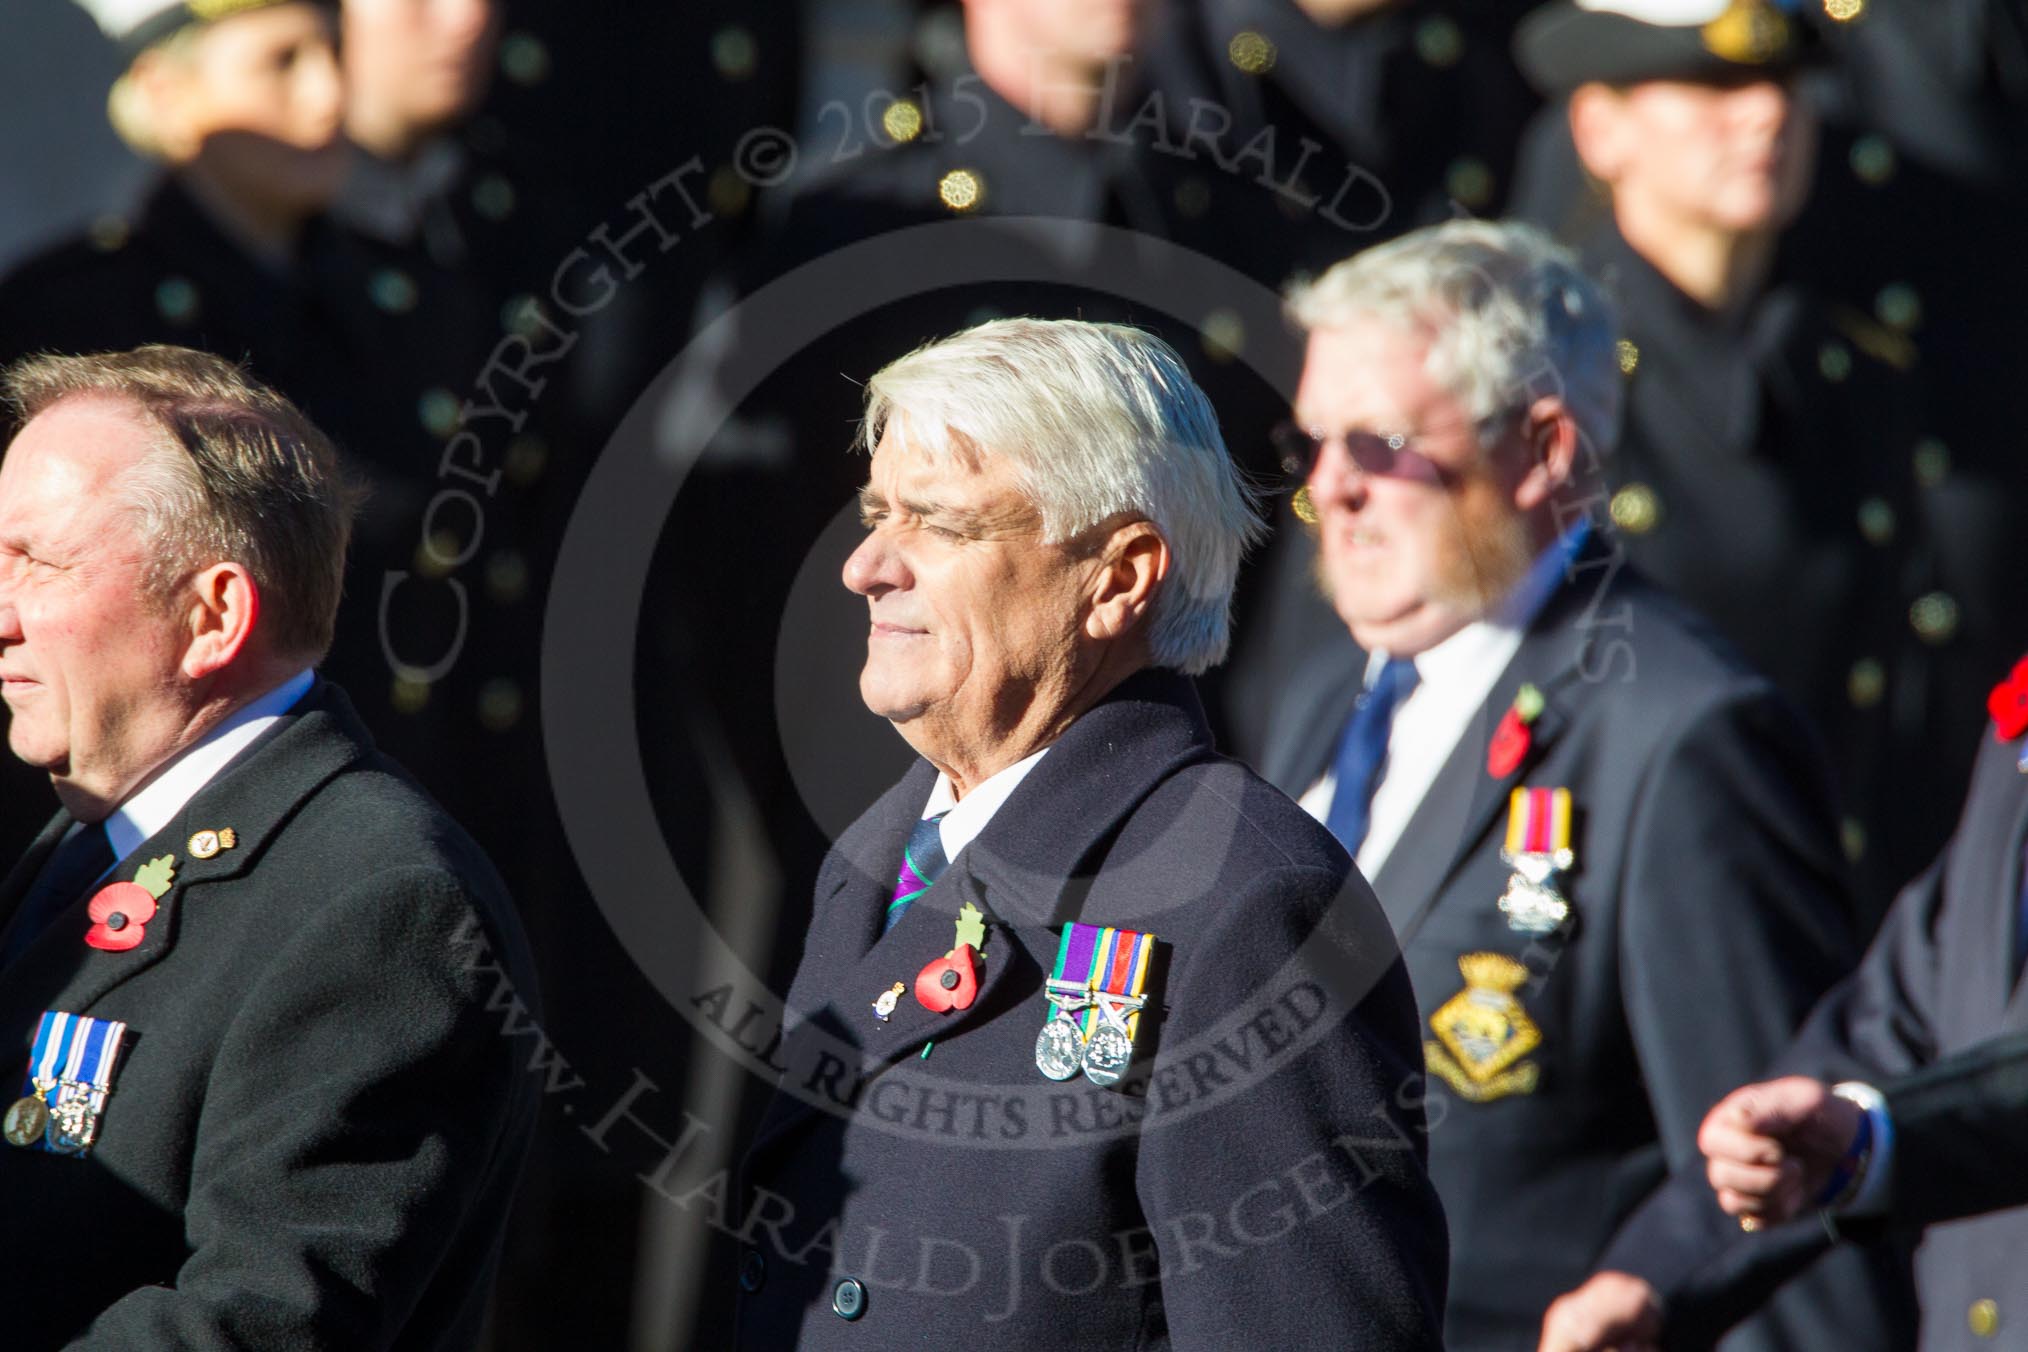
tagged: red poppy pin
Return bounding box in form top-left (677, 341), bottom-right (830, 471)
top-left (84, 854), bottom-right (175, 952)
top-left (1488, 684), bottom-right (1547, 778)
top-left (1988, 657), bottom-right (2028, 741)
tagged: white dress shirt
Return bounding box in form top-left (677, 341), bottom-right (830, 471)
top-left (920, 745), bottom-right (1052, 865)
top-left (87, 670), bottom-right (317, 867)
top-left (1300, 526), bottom-right (1587, 879)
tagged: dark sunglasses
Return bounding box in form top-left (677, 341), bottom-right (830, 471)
top-left (1270, 421), bottom-right (1448, 486)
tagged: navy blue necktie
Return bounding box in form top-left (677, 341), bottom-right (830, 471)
top-left (884, 812), bottom-right (950, 933)
top-left (1324, 658), bottom-right (1420, 857)
top-left (0, 823), bottom-right (115, 971)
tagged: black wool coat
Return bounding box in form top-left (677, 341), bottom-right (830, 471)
top-left (1608, 717), bottom-right (2028, 1351)
top-left (735, 669), bottom-right (1449, 1350)
top-left (0, 680), bottom-right (541, 1349)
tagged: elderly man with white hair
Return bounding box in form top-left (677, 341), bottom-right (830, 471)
top-left (1253, 218), bottom-right (1909, 1349)
top-left (733, 317), bottom-right (1447, 1349)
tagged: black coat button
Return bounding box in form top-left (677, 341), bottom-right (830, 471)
top-left (738, 1248), bottom-right (765, 1293)
top-left (831, 1277), bottom-right (866, 1320)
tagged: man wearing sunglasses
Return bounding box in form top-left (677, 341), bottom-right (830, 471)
top-left (1254, 217), bottom-right (1908, 1349)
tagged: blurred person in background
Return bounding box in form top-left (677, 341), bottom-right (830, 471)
top-left (1256, 217), bottom-right (1912, 1350)
top-left (1508, 0), bottom-right (2023, 924)
top-left (0, 0), bottom-right (516, 844)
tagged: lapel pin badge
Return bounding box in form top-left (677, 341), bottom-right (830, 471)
top-left (187, 827), bottom-right (237, 860)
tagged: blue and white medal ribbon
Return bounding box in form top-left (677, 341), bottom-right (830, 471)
top-left (17, 1010), bottom-right (127, 1155)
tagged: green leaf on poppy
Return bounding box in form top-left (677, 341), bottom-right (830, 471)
top-left (134, 854), bottom-right (177, 899)
top-left (954, 902), bottom-right (988, 954)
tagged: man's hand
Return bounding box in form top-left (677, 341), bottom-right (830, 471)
top-left (1698, 1076), bottom-right (1864, 1224)
top-left (1539, 1271), bottom-right (1662, 1352)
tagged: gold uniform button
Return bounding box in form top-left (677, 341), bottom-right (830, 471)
top-left (89, 214), bottom-right (130, 252)
top-left (1851, 134), bottom-right (1897, 185)
top-left (1414, 16), bottom-right (1463, 66)
top-left (1445, 157), bottom-right (1494, 210)
top-left (1848, 658), bottom-right (1885, 709)
top-left (155, 276), bottom-right (200, 325)
top-left (1610, 483), bottom-right (1661, 535)
top-left (1227, 30), bottom-right (1276, 74)
top-left (1969, 1298), bottom-right (1999, 1338)
top-left (1910, 591), bottom-right (1960, 645)
top-left (499, 32), bottom-right (551, 86)
top-left (1616, 338), bottom-right (1640, 375)
top-left (881, 99), bottom-right (923, 144)
top-left (1818, 340), bottom-right (1853, 382)
top-left (1876, 282), bottom-right (1921, 331)
top-left (1824, 0), bottom-right (1865, 22)
top-left (1912, 438), bottom-right (1951, 487)
top-left (1856, 497), bottom-right (1896, 545)
top-left (938, 168), bottom-right (984, 213)
top-left (1200, 309), bottom-right (1245, 363)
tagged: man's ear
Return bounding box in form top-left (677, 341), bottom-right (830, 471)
top-left (181, 562), bottom-right (261, 680)
top-left (1085, 522), bottom-right (1170, 643)
top-left (1512, 396), bottom-right (1578, 512)
top-left (1568, 83), bottom-right (1630, 186)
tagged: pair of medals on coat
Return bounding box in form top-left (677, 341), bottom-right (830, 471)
top-left (1426, 787), bottom-right (1578, 1103)
top-left (870, 904), bottom-right (1156, 1089)
top-left (3, 1011), bottom-right (127, 1154)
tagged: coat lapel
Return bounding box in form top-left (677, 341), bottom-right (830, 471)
top-left (1993, 741), bottom-right (2028, 1025)
top-left (750, 670), bottom-right (1213, 1158)
top-left (1368, 552), bottom-right (1611, 946)
top-left (0, 813), bottom-right (70, 936)
top-left (0, 681), bottom-right (369, 1031)
top-left (1259, 630), bottom-right (1365, 795)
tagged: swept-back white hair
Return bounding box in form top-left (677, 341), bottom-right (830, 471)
top-left (860, 317), bottom-right (1263, 676)
top-left (1286, 219), bottom-right (1622, 464)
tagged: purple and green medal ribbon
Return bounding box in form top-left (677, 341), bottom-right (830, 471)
top-left (1048, 922), bottom-right (1155, 1041)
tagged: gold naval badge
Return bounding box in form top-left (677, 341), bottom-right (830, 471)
top-left (187, 827), bottom-right (237, 860)
top-left (1424, 953), bottom-right (1543, 1102)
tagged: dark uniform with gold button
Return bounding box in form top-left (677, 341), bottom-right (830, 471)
top-left (1598, 698), bottom-right (2028, 1350)
top-left (0, 170), bottom-right (520, 881)
top-left (1507, 0), bottom-right (2028, 920)
top-left (1141, 0), bottom-right (1540, 253)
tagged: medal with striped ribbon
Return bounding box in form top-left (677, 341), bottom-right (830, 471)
top-left (1034, 923), bottom-right (1156, 1085)
top-left (1498, 786), bottom-right (1576, 935)
top-left (4, 1011), bottom-right (128, 1154)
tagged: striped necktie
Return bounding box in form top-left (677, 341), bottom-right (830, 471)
top-left (885, 813), bottom-right (950, 934)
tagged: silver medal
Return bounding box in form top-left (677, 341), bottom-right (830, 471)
top-left (1034, 1016), bottom-right (1085, 1080)
top-left (1081, 1021), bottom-right (1134, 1086)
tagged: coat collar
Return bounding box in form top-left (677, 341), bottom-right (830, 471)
top-left (0, 679), bottom-right (373, 1034)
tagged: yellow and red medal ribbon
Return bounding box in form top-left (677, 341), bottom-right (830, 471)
top-left (1504, 786), bottom-right (1572, 856)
